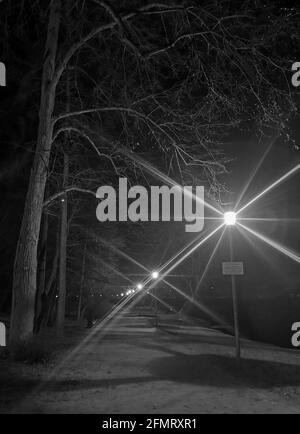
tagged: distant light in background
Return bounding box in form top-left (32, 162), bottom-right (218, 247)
top-left (151, 271), bottom-right (159, 279)
top-left (137, 283), bottom-right (143, 290)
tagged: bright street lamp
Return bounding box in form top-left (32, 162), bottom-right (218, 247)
top-left (224, 211), bottom-right (237, 226)
top-left (137, 283), bottom-right (143, 290)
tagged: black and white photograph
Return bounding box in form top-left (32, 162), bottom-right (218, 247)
top-left (0, 0), bottom-right (300, 417)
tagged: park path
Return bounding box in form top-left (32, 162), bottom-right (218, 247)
top-left (6, 315), bottom-right (300, 414)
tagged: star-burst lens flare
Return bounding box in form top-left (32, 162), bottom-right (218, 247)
top-left (237, 164), bottom-right (300, 216)
top-left (194, 227), bottom-right (226, 295)
top-left (149, 292), bottom-right (176, 313)
top-left (119, 148), bottom-right (223, 216)
top-left (163, 277), bottom-right (228, 327)
top-left (238, 223), bottom-right (300, 264)
top-left (236, 224), bottom-right (288, 280)
top-left (235, 135), bottom-right (278, 211)
top-left (155, 224), bottom-right (225, 281)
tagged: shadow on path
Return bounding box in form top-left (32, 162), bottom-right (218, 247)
top-left (2, 352), bottom-right (300, 413)
top-left (149, 353), bottom-right (300, 389)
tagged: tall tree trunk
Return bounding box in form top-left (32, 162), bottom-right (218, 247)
top-left (56, 54), bottom-right (71, 332)
top-left (77, 240), bottom-right (87, 321)
top-left (38, 235), bottom-right (60, 331)
top-left (56, 153), bottom-right (69, 332)
top-left (10, 0), bottom-right (61, 345)
top-left (34, 208), bottom-right (49, 332)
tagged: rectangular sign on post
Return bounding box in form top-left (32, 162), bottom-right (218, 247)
top-left (222, 261), bottom-right (244, 276)
top-left (0, 322), bottom-right (6, 347)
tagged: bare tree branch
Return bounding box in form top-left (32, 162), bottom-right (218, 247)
top-left (53, 107), bottom-right (175, 144)
top-left (52, 126), bottom-right (120, 174)
top-left (94, 0), bottom-right (143, 58)
top-left (53, 3), bottom-right (185, 87)
top-left (43, 187), bottom-right (96, 208)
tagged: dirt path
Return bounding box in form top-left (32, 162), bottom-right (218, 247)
top-left (2, 316), bottom-right (300, 414)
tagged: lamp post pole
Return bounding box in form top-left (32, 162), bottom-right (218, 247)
top-left (229, 228), bottom-right (241, 364)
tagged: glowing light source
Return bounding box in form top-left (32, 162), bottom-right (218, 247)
top-left (137, 283), bottom-right (143, 290)
top-left (224, 212), bottom-right (237, 226)
top-left (151, 271), bottom-right (159, 279)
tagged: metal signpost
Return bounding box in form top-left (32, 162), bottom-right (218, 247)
top-left (222, 233), bottom-right (244, 364)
